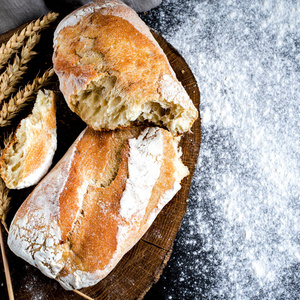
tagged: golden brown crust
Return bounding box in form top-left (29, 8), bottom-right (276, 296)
top-left (54, 13), bottom-right (171, 101)
top-left (65, 141), bottom-right (130, 272)
top-left (57, 128), bottom-right (139, 243)
top-left (8, 125), bottom-right (188, 289)
top-left (53, 0), bottom-right (198, 135)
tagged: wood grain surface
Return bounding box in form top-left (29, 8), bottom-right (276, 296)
top-left (0, 20), bottom-right (200, 300)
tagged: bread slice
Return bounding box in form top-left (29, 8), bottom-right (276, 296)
top-left (0, 89), bottom-right (56, 189)
top-left (53, 0), bottom-right (198, 135)
top-left (8, 126), bottom-right (188, 290)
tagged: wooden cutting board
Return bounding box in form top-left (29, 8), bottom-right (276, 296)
top-left (0, 18), bottom-right (200, 300)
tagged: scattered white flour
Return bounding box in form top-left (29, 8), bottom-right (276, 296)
top-left (143, 0), bottom-right (300, 299)
top-left (22, 265), bottom-right (50, 300)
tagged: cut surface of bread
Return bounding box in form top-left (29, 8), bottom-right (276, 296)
top-left (8, 126), bottom-right (188, 290)
top-left (53, 0), bottom-right (198, 135)
top-left (0, 89), bottom-right (56, 189)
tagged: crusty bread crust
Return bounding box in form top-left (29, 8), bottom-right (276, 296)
top-left (0, 90), bottom-right (56, 189)
top-left (53, 0), bottom-right (198, 135)
top-left (8, 126), bottom-right (188, 290)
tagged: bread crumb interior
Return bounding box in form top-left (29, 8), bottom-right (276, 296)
top-left (71, 76), bottom-right (192, 135)
top-left (1, 90), bottom-right (55, 188)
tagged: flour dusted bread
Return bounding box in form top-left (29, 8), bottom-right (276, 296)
top-left (53, 0), bottom-right (198, 135)
top-left (8, 126), bottom-right (188, 290)
top-left (0, 90), bottom-right (56, 189)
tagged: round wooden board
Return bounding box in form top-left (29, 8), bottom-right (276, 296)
top-left (0, 21), bottom-right (200, 300)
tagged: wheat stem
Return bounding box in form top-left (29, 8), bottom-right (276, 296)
top-left (0, 225), bottom-right (14, 300)
top-left (0, 34), bottom-right (41, 103)
top-left (0, 178), bottom-right (10, 233)
top-left (0, 68), bottom-right (55, 127)
top-left (0, 132), bottom-right (14, 300)
top-left (0, 11), bottom-right (58, 69)
top-left (73, 290), bottom-right (94, 300)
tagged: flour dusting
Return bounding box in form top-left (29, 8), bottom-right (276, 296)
top-left (142, 0), bottom-right (300, 299)
top-left (120, 127), bottom-right (163, 221)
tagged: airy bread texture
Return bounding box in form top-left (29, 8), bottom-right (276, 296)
top-left (0, 90), bottom-right (56, 189)
top-left (8, 126), bottom-right (189, 290)
top-left (53, 0), bottom-right (198, 135)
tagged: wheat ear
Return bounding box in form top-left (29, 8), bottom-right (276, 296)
top-left (0, 179), bottom-right (10, 233)
top-left (0, 68), bottom-right (55, 127)
top-left (0, 34), bottom-right (41, 104)
top-left (0, 12), bottom-right (58, 69)
top-left (0, 130), bottom-right (13, 232)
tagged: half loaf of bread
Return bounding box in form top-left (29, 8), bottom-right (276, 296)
top-left (53, 0), bottom-right (198, 135)
top-left (0, 89), bottom-right (56, 189)
top-left (8, 126), bottom-right (189, 290)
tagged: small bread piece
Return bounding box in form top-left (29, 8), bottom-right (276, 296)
top-left (0, 90), bottom-right (56, 189)
top-left (8, 126), bottom-right (188, 290)
top-left (53, 0), bottom-right (198, 135)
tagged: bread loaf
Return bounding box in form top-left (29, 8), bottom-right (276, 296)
top-left (8, 126), bottom-right (189, 290)
top-left (0, 89), bottom-right (56, 189)
top-left (53, 0), bottom-right (198, 135)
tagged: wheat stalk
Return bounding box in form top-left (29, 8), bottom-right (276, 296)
top-left (0, 34), bottom-right (41, 104)
top-left (0, 130), bottom-right (13, 232)
top-left (0, 224), bottom-right (14, 300)
top-left (73, 290), bottom-right (94, 300)
top-left (0, 12), bottom-right (58, 300)
top-left (0, 135), bottom-right (14, 300)
top-left (0, 68), bottom-right (55, 127)
top-left (0, 133), bottom-right (16, 300)
top-left (0, 12), bottom-right (58, 69)
top-left (0, 179), bottom-right (10, 233)
top-left (0, 176), bottom-right (14, 300)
